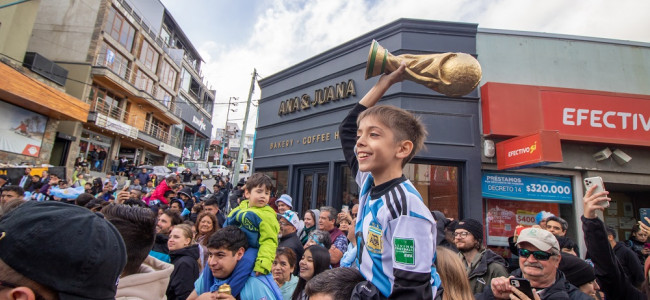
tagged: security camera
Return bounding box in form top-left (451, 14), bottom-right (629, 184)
top-left (484, 140), bottom-right (495, 158)
top-left (593, 148), bottom-right (612, 162)
top-left (612, 149), bottom-right (631, 165)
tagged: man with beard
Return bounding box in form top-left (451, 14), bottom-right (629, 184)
top-left (149, 209), bottom-right (182, 263)
top-left (453, 218), bottom-right (508, 295)
top-left (477, 227), bottom-right (591, 300)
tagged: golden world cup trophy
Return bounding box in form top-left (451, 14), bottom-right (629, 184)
top-left (365, 40), bottom-right (482, 97)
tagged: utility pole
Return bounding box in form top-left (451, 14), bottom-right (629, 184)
top-left (232, 69), bottom-right (256, 186)
top-left (219, 97), bottom-right (237, 166)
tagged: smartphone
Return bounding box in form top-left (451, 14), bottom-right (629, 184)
top-left (341, 205), bottom-right (349, 214)
top-left (510, 278), bottom-right (535, 299)
top-left (584, 176), bottom-right (609, 208)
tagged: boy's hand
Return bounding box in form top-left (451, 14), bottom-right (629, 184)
top-left (378, 62), bottom-right (406, 87)
top-left (359, 63), bottom-right (407, 108)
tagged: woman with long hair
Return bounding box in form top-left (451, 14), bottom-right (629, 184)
top-left (193, 211), bottom-right (219, 267)
top-left (273, 247), bottom-right (299, 300)
top-left (291, 245), bottom-right (330, 300)
top-left (300, 209), bottom-right (320, 245)
top-left (166, 224), bottom-right (200, 300)
top-left (435, 246), bottom-right (474, 300)
top-left (625, 223), bottom-right (649, 263)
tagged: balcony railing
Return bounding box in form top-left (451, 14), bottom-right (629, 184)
top-left (95, 54), bottom-right (131, 82)
top-left (144, 120), bottom-right (172, 144)
top-left (89, 95), bottom-right (134, 125)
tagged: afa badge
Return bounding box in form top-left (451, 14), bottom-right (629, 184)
top-left (366, 221), bottom-right (383, 254)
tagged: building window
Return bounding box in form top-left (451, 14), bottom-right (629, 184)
top-left (99, 43), bottom-right (129, 79)
top-left (139, 40), bottom-right (159, 72)
top-left (134, 69), bottom-right (154, 95)
top-left (159, 60), bottom-right (177, 88)
top-left (259, 168), bottom-right (289, 202)
top-left (88, 85), bottom-right (127, 122)
top-left (180, 68), bottom-right (191, 94)
top-left (202, 94), bottom-right (214, 114)
top-left (104, 6), bottom-right (135, 52)
top-left (156, 88), bottom-right (172, 108)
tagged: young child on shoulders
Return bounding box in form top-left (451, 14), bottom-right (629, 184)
top-left (339, 63), bottom-right (440, 298)
top-left (225, 173), bottom-right (280, 275)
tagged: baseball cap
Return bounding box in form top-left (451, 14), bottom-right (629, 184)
top-left (516, 227), bottom-right (560, 253)
top-left (0, 201), bottom-right (127, 299)
top-left (279, 210), bottom-right (303, 232)
top-left (276, 194), bottom-right (293, 208)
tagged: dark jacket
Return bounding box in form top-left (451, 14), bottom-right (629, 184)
top-left (279, 231), bottom-right (304, 275)
top-left (475, 269), bottom-right (590, 300)
top-left (167, 244), bottom-right (200, 300)
top-left (613, 241), bottom-right (646, 287)
top-left (625, 237), bottom-right (649, 264)
top-left (136, 172), bottom-right (149, 187)
top-left (466, 249), bottom-right (509, 295)
top-left (150, 234), bottom-right (170, 263)
top-left (582, 216), bottom-right (647, 300)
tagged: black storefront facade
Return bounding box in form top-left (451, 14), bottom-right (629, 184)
top-left (255, 19), bottom-right (484, 220)
top-left (177, 99), bottom-right (213, 162)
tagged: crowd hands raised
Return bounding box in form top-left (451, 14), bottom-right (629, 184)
top-left (2, 66), bottom-right (650, 300)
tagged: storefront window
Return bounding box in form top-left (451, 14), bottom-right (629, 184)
top-left (259, 168), bottom-right (289, 210)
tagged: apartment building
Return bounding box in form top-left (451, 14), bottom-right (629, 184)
top-left (26, 0), bottom-right (214, 170)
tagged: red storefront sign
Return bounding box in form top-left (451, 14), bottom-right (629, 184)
top-left (481, 82), bottom-right (650, 147)
top-left (496, 131), bottom-right (563, 170)
top-left (485, 198), bottom-right (559, 247)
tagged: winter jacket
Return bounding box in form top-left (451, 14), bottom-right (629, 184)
top-left (150, 234), bottom-right (171, 263)
top-left (461, 249), bottom-right (509, 295)
top-left (116, 256), bottom-right (174, 300)
top-left (613, 241), bottom-right (646, 287)
top-left (476, 268), bottom-right (590, 300)
top-left (166, 244), bottom-right (200, 300)
top-left (582, 216), bottom-right (647, 300)
top-left (149, 180), bottom-right (172, 205)
top-left (278, 231), bottom-right (304, 275)
top-left (225, 200), bottom-right (280, 274)
top-left (625, 237), bottom-right (649, 264)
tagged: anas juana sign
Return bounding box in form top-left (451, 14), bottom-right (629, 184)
top-left (278, 79), bottom-right (356, 116)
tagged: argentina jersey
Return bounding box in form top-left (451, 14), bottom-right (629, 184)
top-left (355, 171), bottom-right (441, 298)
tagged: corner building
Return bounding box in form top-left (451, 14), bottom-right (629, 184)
top-left (256, 19), bottom-right (484, 221)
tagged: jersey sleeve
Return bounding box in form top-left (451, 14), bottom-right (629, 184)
top-left (339, 103), bottom-right (367, 175)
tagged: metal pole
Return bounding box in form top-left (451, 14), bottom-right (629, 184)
top-left (219, 97), bottom-right (236, 166)
top-left (232, 69), bottom-right (256, 185)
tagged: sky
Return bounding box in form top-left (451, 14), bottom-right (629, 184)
top-left (160, 0), bottom-right (650, 136)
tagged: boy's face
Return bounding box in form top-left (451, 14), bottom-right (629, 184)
top-left (244, 185), bottom-right (270, 208)
top-left (356, 115), bottom-right (408, 174)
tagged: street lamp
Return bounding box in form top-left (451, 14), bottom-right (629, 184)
top-left (219, 97), bottom-right (238, 167)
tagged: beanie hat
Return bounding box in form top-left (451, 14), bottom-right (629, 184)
top-left (276, 194), bottom-right (293, 208)
top-left (559, 253), bottom-right (596, 287)
top-left (456, 218), bottom-right (483, 243)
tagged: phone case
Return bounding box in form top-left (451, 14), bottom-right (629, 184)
top-left (584, 176), bottom-right (610, 208)
top-left (510, 278), bottom-right (535, 299)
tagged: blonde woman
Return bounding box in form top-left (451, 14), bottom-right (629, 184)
top-left (166, 224), bottom-right (200, 300)
top-left (435, 246), bottom-right (475, 300)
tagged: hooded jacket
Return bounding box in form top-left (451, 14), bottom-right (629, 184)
top-left (476, 268), bottom-right (591, 300)
top-left (462, 249), bottom-right (509, 295)
top-left (116, 256), bottom-right (174, 300)
top-left (166, 244), bottom-right (201, 300)
top-left (149, 180), bottom-right (172, 205)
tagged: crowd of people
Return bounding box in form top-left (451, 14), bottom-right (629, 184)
top-left (1, 63), bottom-right (649, 300)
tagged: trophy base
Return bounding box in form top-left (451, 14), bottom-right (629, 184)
top-left (365, 40), bottom-right (389, 79)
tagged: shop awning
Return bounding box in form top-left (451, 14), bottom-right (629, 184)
top-left (0, 62), bottom-right (89, 122)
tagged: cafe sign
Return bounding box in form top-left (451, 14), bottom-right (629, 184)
top-left (278, 79), bottom-right (356, 116)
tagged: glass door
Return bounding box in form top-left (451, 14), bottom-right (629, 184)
top-left (298, 167), bottom-right (328, 216)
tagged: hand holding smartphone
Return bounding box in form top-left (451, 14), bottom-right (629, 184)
top-left (583, 176), bottom-right (609, 208)
top-left (509, 278), bottom-right (535, 299)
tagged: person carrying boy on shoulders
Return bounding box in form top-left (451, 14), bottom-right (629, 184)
top-left (224, 173), bottom-right (280, 276)
top-left (340, 63), bottom-right (440, 299)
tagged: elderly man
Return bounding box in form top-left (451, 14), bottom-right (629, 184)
top-left (319, 206), bottom-right (347, 268)
top-left (477, 227), bottom-right (591, 300)
top-left (278, 210), bottom-right (304, 274)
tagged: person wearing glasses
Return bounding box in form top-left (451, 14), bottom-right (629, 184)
top-left (278, 211), bottom-right (304, 276)
top-left (477, 227), bottom-right (592, 300)
top-left (453, 218), bottom-right (508, 295)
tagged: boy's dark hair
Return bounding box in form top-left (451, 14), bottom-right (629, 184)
top-left (605, 226), bottom-right (617, 239)
top-left (305, 267), bottom-right (364, 299)
top-left (75, 193), bottom-right (95, 207)
top-left (207, 225), bottom-right (248, 254)
top-left (101, 204), bottom-right (156, 276)
top-left (546, 216), bottom-right (568, 232)
top-left (1, 185), bottom-right (24, 196)
top-left (162, 209), bottom-right (183, 226)
top-left (204, 197), bottom-right (218, 207)
top-left (244, 173), bottom-right (273, 192)
top-left (164, 190), bottom-right (176, 198)
top-left (170, 199), bottom-right (184, 210)
top-left (358, 105), bottom-right (427, 166)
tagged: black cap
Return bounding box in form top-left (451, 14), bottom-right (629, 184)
top-left (237, 178), bottom-right (246, 187)
top-left (559, 253), bottom-right (596, 287)
top-left (0, 201), bottom-right (127, 299)
top-left (456, 218), bottom-right (484, 243)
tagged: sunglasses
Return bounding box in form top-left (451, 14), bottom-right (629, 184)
top-left (518, 248), bottom-right (554, 261)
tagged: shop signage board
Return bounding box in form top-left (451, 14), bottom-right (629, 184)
top-left (496, 130), bottom-right (563, 170)
top-left (177, 99), bottom-right (212, 137)
top-left (485, 198), bottom-right (560, 246)
top-left (481, 171), bottom-right (573, 204)
top-left (481, 82), bottom-right (650, 147)
top-left (159, 142), bottom-right (182, 157)
top-left (95, 114), bottom-right (138, 139)
top-left (0, 101), bottom-right (48, 157)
